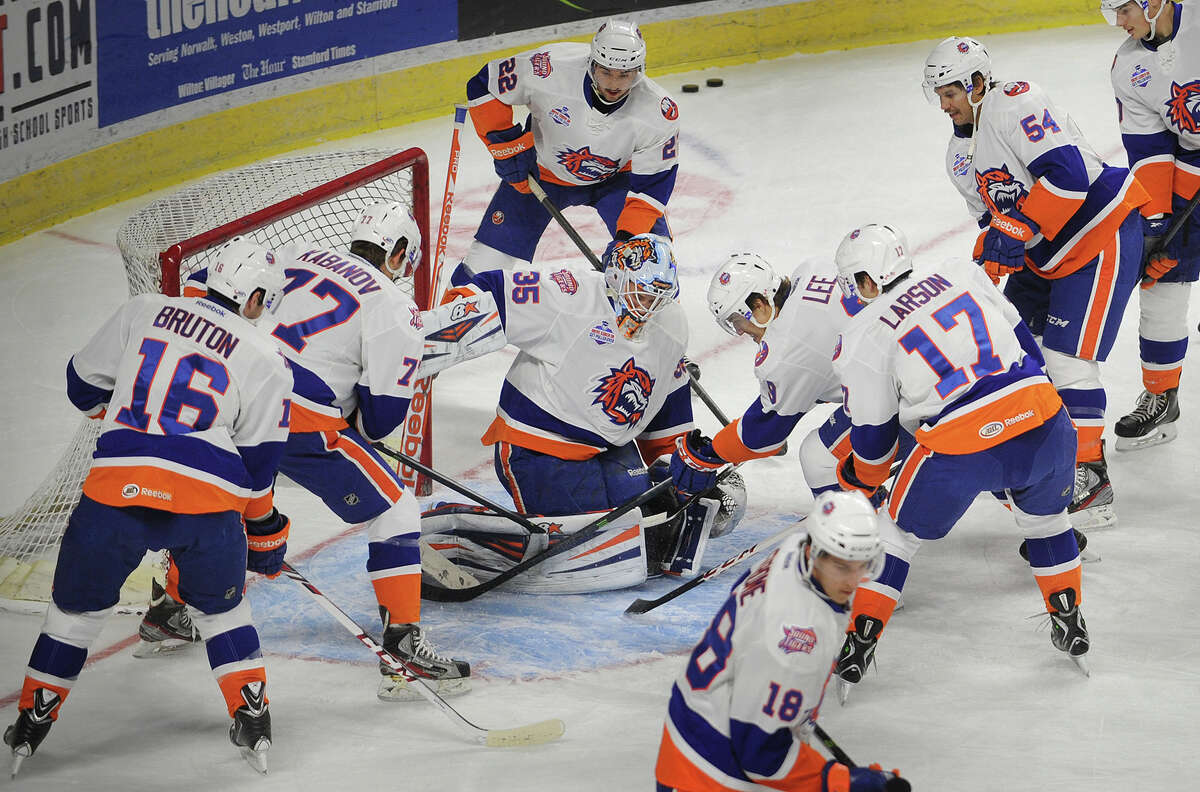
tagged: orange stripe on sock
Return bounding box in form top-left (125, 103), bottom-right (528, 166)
top-left (848, 588), bottom-right (899, 633)
top-left (217, 668), bottom-right (267, 718)
top-left (18, 680), bottom-right (71, 718)
top-left (165, 554), bottom-right (183, 602)
top-left (1143, 366), bottom-right (1181, 393)
top-left (1033, 567), bottom-right (1082, 612)
top-left (1074, 426), bottom-right (1103, 464)
top-left (373, 574), bottom-right (421, 625)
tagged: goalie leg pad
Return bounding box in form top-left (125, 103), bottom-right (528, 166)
top-left (662, 497), bottom-right (717, 578)
top-left (420, 505), bottom-right (646, 594)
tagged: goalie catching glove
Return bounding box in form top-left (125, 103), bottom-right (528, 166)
top-left (669, 429), bottom-right (725, 498)
top-left (978, 207), bottom-right (1038, 284)
top-left (245, 509), bottom-right (290, 578)
top-left (418, 288), bottom-right (507, 377)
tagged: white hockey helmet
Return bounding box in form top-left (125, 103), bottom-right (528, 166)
top-left (707, 253), bottom-right (784, 336)
top-left (798, 490), bottom-right (884, 588)
top-left (591, 18), bottom-right (647, 72)
top-left (1099, 0), bottom-right (1166, 38)
top-left (922, 36), bottom-right (992, 104)
top-left (604, 234), bottom-right (679, 339)
top-left (349, 201), bottom-right (423, 282)
top-left (207, 236), bottom-right (285, 320)
top-left (834, 224), bottom-right (913, 303)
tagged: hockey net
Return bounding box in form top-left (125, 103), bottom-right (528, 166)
top-left (0, 148), bottom-right (434, 609)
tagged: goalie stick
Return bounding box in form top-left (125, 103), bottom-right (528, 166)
top-left (812, 724), bottom-right (911, 792)
top-left (525, 176), bottom-right (734, 431)
top-left (280, 561), bottom-right (565, 747)
top-left (624, 519), bottom-right (801, 615)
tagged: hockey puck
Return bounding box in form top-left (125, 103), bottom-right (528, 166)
top-left (706, 78), bottom-right (724, 87)
top-left (681, 84), bottom-right (699, 93)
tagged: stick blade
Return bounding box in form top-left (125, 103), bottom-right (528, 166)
top-left (483, 718), bottom-right (566, 748)
top-left (623, 597), bottom-right (658, 615)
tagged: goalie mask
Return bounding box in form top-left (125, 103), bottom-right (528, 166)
top-left (798, 490), bottom-right (883, 599)
top-left (589, 18), bottom-right (646, 105)
top-left (922, 36), bottom-right (992, 104)
top-left (207, 236), bottom-right (285, 321)
top-left (834, 224), bottom-right (913, 303)
top-left (604, 234), bottom-right (679, 340)
top-left (350, 201), bottom-right (423, 283)
top-left (707, 253), bottom-right (784, 337)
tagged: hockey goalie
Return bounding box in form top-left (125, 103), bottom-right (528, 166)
top-left (418, 235), bottom-right (746, 594)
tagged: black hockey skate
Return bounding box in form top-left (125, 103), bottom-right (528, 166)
top-left (834, 615), bottom-right (883, 705)
top-left (229, 682), bottom-right (271, 774)
top-left (4, 688), bottom-right (61, 779)
top-left (1047, 587), bottom-right (1090, 677)
top-left (1067, 443), bottom-right (1116, 531)
top-left (378, 617), bottom-right (471, 702)
top-left (1114, 388), bottom-right (1179, 451)
top-left (133, 578), bottom-right (201, 658)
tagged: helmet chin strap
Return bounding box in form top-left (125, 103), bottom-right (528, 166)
top-left (963, 78), bottom-right (987, 164)
top-left (1143, 0), bottom-right (1168, 41)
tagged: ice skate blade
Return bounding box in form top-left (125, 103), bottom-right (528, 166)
top-left (1079, 546), bottom-right (1101, 564)
top-left (1069, 653), bottom-right (1090, 677)
top-left (132, 638), bottom-right (197, 658)
top-left (377, 675), bottom-right (471, 702)
top-left (1068, 504), bottom-right (1116, 532)
top-left (10, 751), bottom-right (27, 780)
top-left (238, 740), bottom-right (270, 774)
top-left (835, 677), bottom-right (853, 706)
top-left (1114, 423), bottom-right (1177, 452)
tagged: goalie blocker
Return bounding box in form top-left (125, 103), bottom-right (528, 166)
top-left (419, 471), bottom-right (746, 594)
top-left (419, 289), bottom-right (506, 377)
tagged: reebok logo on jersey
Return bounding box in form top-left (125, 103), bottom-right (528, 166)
top-left (1165, 80), bottom-right (1200, 134)
top-left (121, 484), bottom-right (172, 503)
top-left (778, 625), bottom-right (818, 655)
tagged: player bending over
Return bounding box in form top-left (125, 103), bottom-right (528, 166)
top-left (462, 18), bottom-right (679, 272)
top-left (655, 490), bottom-right (909, 792)
top-left (138, 203), bottom-right (473, 702)
top-left (829, 225), bottom-right (1091, 700)
top-left (422, 235), bottom-right (743, 591)
top-left (5, 239), bottom-right (292, 775)
top-left (922, 35), bottom-right (1151, 531)
top-left (1101, 0), bottom-right (1200, 450)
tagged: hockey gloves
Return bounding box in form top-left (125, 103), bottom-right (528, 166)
top-left (246, 509), bottom-right (290, 578)
top-left (1141, 213), bottom-right (1180, 287)
top-left (979, 208), bottom-right (1038, 285)
top-left (836, 454), bottom-right (879, 502)
top-left (670, 429), bottom-right (724, 498)
top-left (822, 760), bottom-right (910, 792)
top-left (485, 123), bottom-right (537, 193)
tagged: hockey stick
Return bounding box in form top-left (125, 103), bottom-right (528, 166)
top-left (813, 723), bottom-right (911, 792)
top-left (374, 443), bottom-right (549, 536)
top-left (624, 520), bottom-right (800, 615)
top-left (398, 105), bottom-right (469, 496)
top-left (525, 176), bottom-right (734, 428)
top-left (419, 476), bottom-right (678, 603)
top-left (280, 561), bottom-right (565, 747)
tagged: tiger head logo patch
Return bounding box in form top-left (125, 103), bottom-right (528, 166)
top-left (1164, 79), bottom-right (1200, 134)
top-left (592, 357), bottom-right (655, 425)
top-left (974, 163), bottom-right (1027, 216)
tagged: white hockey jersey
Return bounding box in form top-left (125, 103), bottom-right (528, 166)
top-left (713, 261), bottom-right (864, 462)
top-left (831, 258), bottom-right (1062, 484)
top-left (1110, 1), bottom-right (1200, 214)
top-left (467, 42), bottom-right (680, 235)
top-left (269, 243), bottom-right (427, 443)
top-left (449, 263), bottom-right (692, 460)
top-left (968, 79), bottom-right (1148, 277)
top-left (657, 532), bottom-right (845, 790)
top-left (66, 293), bottom-right (292, 518)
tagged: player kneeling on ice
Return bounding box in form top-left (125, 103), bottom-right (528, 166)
top-left (703, 252), bottom-right (918, 504)
top-left (5, 239), bottom-right (291, 776)
top-left (136, 203), bottom-right (474, 704)
top-left (828, 225), bottom-right (1091, 698)
top-left (419, 235), bottom-right (745, 593)
top-left (655, 490), bottom-right (909, 792)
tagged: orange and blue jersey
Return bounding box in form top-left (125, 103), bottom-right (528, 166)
top-left (67, 293), bottom-right (291, 519)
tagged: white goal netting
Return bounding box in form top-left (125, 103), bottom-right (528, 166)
top-left (0, 148), bottom-right (431, 609)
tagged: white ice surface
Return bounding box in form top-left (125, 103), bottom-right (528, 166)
top-left (2, 24), bottom-right (1199, 791)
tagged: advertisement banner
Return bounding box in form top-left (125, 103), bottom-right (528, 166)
top-left (96, 0), bottom-right (457, 127)
top-left (457, 0), bottom-right (710, 40)
top-left (0, 0), bottom-right (99, 177)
